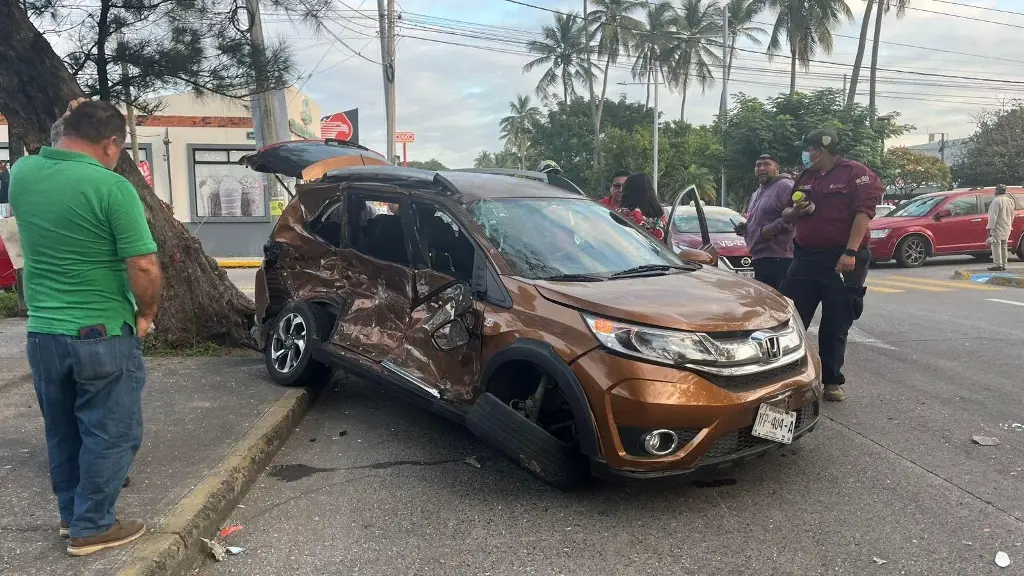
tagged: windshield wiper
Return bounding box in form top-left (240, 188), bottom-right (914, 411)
top-left (540, 273), bottom-right (607, 282)
top-left (610, 263), bottom-right (697, 278)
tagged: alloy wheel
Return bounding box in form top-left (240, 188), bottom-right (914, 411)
top-left (270, 313), bottom-right (306, 374)
top-left (903, 238), bottom-right (927, 266)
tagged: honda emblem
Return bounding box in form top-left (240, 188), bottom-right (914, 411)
top-left (751, 331), bottom-right (783, 361)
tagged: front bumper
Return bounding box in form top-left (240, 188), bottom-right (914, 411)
top-left (868, 234), bottom-right (898, 261)
top-left (717, 254), bottom-right (755, 276)
top-left (572, 347), bottom-right (822, 479)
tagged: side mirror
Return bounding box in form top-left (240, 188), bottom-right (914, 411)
top-left (432, 317), bottom-right (470, 351)
top-left (677, 245), bottom-right (715, 266)
top-left (934, 208), bottom-right (952, 221)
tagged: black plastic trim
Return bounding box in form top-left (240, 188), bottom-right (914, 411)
top-left (479, 339), bottom-right (601, 458)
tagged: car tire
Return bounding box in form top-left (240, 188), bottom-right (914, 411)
top-left (1017, 237), bottom-right (1024, 261)
top-left (264, 301), bottom-right (331, 388)
top-left (895, 235), bottom-right (929, 268)
top-left (466, 392), bottom-right (589, 491)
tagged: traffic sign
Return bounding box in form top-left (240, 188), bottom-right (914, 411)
top-left (395, 131), bottom-right (415, 143)
top-left (138, 160), bottom-right (153, 186)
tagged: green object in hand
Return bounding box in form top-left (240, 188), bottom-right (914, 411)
top-left (792, 191), bottom-right (806, 203)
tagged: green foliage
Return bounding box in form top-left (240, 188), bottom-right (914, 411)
top-left (473, 150), bottom-right (518, 169)
top-left (952, 104), bottom-right (1024, 187)
top-left (0, 291), bottom-right (18, 318)
top-left (405, 159), bottom-right (450, 171)
top-left (886, 146), bottom-right (951, 197)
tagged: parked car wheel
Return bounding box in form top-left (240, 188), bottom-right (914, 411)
top-left (895, 235), bottom-right (929, 268)
top-left (1017, 237), bottom-right (1024, 261)
top-left (264, 302), bottom-right (331, 387)
top-left (467, 392), bottom-right (588, 491)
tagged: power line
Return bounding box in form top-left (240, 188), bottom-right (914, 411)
top-left (927, 0), bottom-right (1024, 18)
top-left (853, 0), bottom-right (1024, 29)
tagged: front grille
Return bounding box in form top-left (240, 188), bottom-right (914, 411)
top-left (723, 255), bottom-right (753, 269)
top-left (697, 402), bottom-right (818, 464)
top-left (696, 357), bottom-right (807, 393)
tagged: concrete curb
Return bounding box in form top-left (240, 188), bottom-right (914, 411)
top-left (115, 386), bottom-right (315, 576)
top-left (216, 259), bottom-right (262, 269)
top-left (952, 269), bottom-right (1024, 288)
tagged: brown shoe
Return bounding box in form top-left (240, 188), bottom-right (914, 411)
top-left (67, 519), bottom-right (146, 557)
top-left (823, 384), bottom-right (846, 402)
top-left (59, 521), bottom-right (70, 539)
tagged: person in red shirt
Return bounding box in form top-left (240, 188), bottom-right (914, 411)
top-left (782, 129), bottom-right (884, 402)
top-left (618, 172), bottom-right (667, 241)
top-left (599, 169), bottom-right (630, 209)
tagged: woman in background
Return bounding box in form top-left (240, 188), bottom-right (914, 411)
top-left (618, 172), bottom-right (667, 241)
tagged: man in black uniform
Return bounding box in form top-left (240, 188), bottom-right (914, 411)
top-left (782, 129), bottom-right (884, 402)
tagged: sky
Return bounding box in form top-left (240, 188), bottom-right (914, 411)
top-left (170, 1), bottom-right (1024, 166)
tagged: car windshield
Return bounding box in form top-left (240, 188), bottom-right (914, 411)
top-left (673, 210), bottom-right (742, 233)
top-left (886, 196), bottom-right (944, 217)
top-left (466, 198), bottom-right (684, 279)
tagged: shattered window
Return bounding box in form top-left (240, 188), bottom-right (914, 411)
top-left (308, 201), bottom-right (344, 248)
top-left (413, 203), bottom-right (475, 284)
top-left (347, 196), bottom-right (410, 266)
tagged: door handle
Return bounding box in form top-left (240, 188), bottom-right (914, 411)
top-left (971, 218), bottom-right (983, 222)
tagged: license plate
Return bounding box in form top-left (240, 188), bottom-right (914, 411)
top-left (738, 270), bottom-right (755, 278)
top-left (751, 403), bottom-right (797, 444)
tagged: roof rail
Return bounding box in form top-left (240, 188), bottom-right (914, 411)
top-left (448, 168), bottom-right (586, 196)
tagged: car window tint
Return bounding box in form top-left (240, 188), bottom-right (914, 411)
top-left (413, 203), bottom-right (475, 284)
top-left (946, 195), bottom-right (979, 217)
top-left (1013, 194), bottom-right (1024, 210)
top-left (347, 197), bottom-right (409, 266)
top-left (307, 201), bottom-right (344, 248)
top-left (981, 193), bottom-right (996, 212)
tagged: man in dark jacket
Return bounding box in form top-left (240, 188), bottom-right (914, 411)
top-left (735, 153), bottom-right (794, 290)
top-left (782, 129), bottom-right (884, 402)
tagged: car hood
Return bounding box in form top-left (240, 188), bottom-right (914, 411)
top-left (532, 269), bottom-right (791, 333)
top-left (672, 231), bottom-right (749, 256)
top-left (870, 215), bottom-right (931, 229)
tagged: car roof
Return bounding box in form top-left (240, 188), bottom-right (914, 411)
top-left (664, 205), bottom-right (739, 215)
top-left (915, 186), bottom-right (1024, 199)
top-left (318, 165), bottom-right (586, 203)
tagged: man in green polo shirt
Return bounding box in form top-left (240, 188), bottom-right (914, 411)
top-left (9, 99), bottom-right (162, 556)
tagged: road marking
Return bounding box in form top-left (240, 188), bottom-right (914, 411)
top-left (865, 285), bottom-right (904, 293)
top-left (887, 275), bottom-right (1000, 290)
top-left (808, 324), bottom-right (898, 350)
top-left (987, 298), bottom-right (1024, 308)
top-left (868, 279), bottom-right (952, 292)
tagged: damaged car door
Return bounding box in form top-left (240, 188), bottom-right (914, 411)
top-left (380, 202), bottom-right (484, 402)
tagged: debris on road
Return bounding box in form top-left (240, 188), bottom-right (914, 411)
top-left (963, 541), bottom-right (973, 546)
top-left (202, 538), bottom-right (227, 562)
top-left (464, 456), bottom-right (482, 469)
top-left (218, 524), bottom-right (243, 539)
top-left (999, 422), bottom-right (1024, 432)
top-left (338, 430), bottom-right (348, 437)
top-left (872, 557), bottom-right (887, 565)
top-left (972, 435), bottom-right (1000, 446)
top-left (996, 551), bottom-right (1011, 568)
top-left (226, 546), bottom-right (246, 555)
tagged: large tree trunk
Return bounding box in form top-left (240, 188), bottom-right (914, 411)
top-left (868, 0), bottom-right (884, 126)
top-left (846, 0), bottom-right (874, 108)
top-left (789, 44), bottom-right (797, 94)
top-left (0, 0), bottom-right (255, 348)
top-left (679, 74), bottom-right (689, 122)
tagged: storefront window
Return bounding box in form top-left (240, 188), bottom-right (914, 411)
top-left (192, 148), bottom-right (265, 218)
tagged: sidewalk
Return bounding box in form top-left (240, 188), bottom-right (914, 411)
top-left (0, 318), bottom-right (312, 576)
top-left (953, 266), bottom-right (1024, 288)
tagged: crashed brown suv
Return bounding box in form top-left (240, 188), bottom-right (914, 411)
top-left (242, 140), bottom-right (822, 489)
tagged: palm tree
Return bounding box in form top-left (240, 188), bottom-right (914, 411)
top-left (587, 0), bottom-right (642, 160)
top-left (845, 0), bottom-right (875, 107)
top-left (523, 12), bottom-right (597, 105)
top-left (474, 151), bottom-right (496, 169)
top-left (666, 0), bottom-right (723, 122)
top-left (766, 0), bottom-right (853, 93)
top-left (499, 94), bottom-right (542, 170)
top-left (724, 0), bottom-right (769, 82)
top-left (631, 1), bottom-right (678, 107)
top-left (868, 0), bottom-right (908, 123)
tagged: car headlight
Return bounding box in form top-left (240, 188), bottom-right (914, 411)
top-left (870, 229), bottom-right (890, 239)
top-left (582, 313), bottom-right (804, 370)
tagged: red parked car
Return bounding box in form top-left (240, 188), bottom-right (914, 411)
top-left (0, 236), bottom-right (16, 290)
top-left (868, 187), bottom-right (1024, 267)
top-left (668, 205), bottom-right (755, 277)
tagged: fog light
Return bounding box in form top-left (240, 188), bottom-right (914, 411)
top-left (642, 429), bottom-right (679, 456)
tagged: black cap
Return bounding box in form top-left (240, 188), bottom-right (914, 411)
top-left (756, 153), bottom-right (779, 164)
top-left (996, 184), bottom-right (1007, 193)
top-left (795, 129), bottom-right (840, 150)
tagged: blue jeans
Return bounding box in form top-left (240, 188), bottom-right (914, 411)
top-left (26, 322), bottom-right (145, 538)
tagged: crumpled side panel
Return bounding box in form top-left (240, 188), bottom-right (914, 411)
top-left (329, 253), bottom-right (413, 360)
top-left (386, 282), bottom-right (480, 402)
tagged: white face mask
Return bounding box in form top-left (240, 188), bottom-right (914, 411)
top-left (801, 150), bottom-right (813, 169)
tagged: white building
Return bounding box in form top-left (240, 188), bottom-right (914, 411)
top-left (1, 87), bottom-right (322, 256)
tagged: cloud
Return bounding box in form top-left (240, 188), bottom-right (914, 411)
top-left (270, 0), bottom-right (1024, 164)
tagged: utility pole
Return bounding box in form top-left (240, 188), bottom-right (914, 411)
top-left (246, 0), bottom-right (281, 199)
top-left (117, 32), bottom-right (140, 164)
top-left (377, 0), bottom-right (396, 163)
top-left (653, 71), bottom-right (659, 194)
top-left (719, 2), bottom-right (729, 207)
top-left (939, 133), bottom-right (947, 164)
top-left (842, 74), bottom-right (847, 95)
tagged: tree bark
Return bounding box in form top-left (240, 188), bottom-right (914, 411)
top-left (846, 0), bottom-right (874, 108)
top-left (868, 0), bottom-right (884, 126)
top-left (789, 44), bottom-right (797, 94)
top-left (679, 74), bottom-right (689, 122)
top-left (0, 0), bottom-right (255, 348)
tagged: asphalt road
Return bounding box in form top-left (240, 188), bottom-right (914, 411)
top-left (212, 257), bottom-right (1024, 575)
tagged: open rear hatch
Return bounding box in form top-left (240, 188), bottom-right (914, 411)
top-left (238, 139), bottom-right (390, 182)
